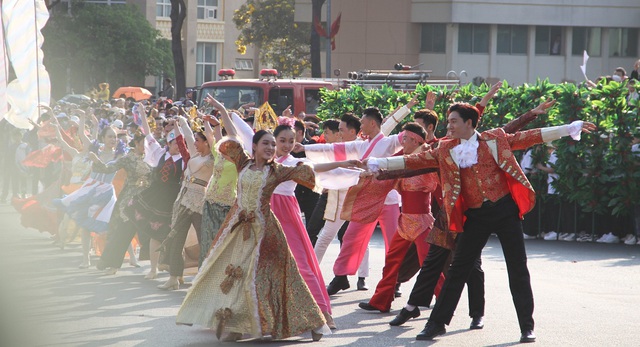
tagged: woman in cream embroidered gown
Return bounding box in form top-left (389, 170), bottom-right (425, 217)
top-left (176, 131), bottom-right (328, 341)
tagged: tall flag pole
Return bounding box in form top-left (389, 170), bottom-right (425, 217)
top-left (1, 0), bottom-right (51, 129)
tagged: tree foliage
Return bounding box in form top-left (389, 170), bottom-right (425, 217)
top-left (42, 1), bottom-right (173, 98)
top-left (233, 0), bottom-right (310, 77)
top-left (318, 80), bottom-right (640, 218)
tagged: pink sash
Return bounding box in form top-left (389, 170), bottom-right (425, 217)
top-left (360, 133), bottom-right (384, 160)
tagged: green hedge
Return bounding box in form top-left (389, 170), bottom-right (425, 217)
top-left (317, 79), bottom-right (640, 217)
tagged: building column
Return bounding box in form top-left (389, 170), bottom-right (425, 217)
top-left (601, 28), bottom-right (609, 75)
top-left (448, 23), bottom-right (458, 74)
top-left (564, 27), bottom-right (572, 82)
top-left (488, 24), bottom-right (497, 80)
top-left (526, 26), bottom-right (535, 82)
top-left (183, 0), bottom-right (198, 88)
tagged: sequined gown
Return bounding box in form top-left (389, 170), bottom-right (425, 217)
top-left (176, 139), bottom-right (325, 339)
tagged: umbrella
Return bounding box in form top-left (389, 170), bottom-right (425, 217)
top-left (112, 86), bottom-right (153, 101)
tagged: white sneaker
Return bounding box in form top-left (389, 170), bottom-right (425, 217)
top-left (596, 233), bottom-right (610, 243)
top-left (562, 233), bottom-right (576, 241)
top-left (601, 233), bottom-right (620, 244)
top-left (523, 233), bottom-right (537, 240)
top-left (559, 232), bottom-right (569, 239)
top-left (543, 231), bottom-right (558, 241)
top-left (624, 235), bottom-right (637, 245)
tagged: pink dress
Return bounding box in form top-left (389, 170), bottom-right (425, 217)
top-left (270, 155), bottom-right (331, 314)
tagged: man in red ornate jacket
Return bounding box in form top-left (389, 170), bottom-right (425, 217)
top-left (366, 101), bottom-right (595, 343)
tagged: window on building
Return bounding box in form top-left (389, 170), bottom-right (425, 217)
top-left (572, 27), bottom-right (601, 56)
top-left (234, 59), bottom-right (254, 71)
top-left (196, 43), bottom-right (218, 86)
top-left (197, 0), bottom-right (219, 20)
top-left (420, 23), bottom-right (446, 53)
top-left (497, 25), bottom-right (528, 55)
top-left (609, 28), bottom-right (639, 57)
top-left (458, 24), bottom-right (489, 54)
top-left (535, 26), bottom-right (562, 55)
top-left (156, 0), bottom-right (171, 18)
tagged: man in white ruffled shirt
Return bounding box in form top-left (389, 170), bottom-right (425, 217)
top-left (365, 100), bottom-right (596, 343)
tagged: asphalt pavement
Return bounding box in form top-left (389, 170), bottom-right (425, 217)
top-left (0, 203), bottom-right (639, 347)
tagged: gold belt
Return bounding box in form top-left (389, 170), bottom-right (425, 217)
top-left (185, 176), bottom-right (208, 187)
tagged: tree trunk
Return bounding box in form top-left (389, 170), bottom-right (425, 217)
top-left (310, 0), bottom-right (325, 78)
top-left (170, 0), bottom-right (187, 98)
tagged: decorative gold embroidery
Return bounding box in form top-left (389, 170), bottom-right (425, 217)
top-left (215, 308), bottom-right (233, 340)
top-left (220, 264), bottom-right (244, 294)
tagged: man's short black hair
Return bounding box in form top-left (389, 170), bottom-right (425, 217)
top-left (340, 112), bottom-right (361, 133)
top-left (413, 109), bottom-right (439, 130)
top-left (362, 107), bottom-right (383, 126)
top-left (322, 119), bottom-right (340, 133)
top-left (294, 120), bottom-right (305, 133)
top-left (448, 103), bottom-right (480, 128)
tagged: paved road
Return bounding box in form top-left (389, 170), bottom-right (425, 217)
top-left (1, 203), bottom-right (639, 347)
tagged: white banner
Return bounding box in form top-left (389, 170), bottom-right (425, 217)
top-left (1, 0), bottom-right (51, 129)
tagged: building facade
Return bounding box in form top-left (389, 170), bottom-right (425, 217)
top-left (295, 0), bottom-right (640, 85)
top-left (130, 0), bottom-right (259, 92)
top-left (69, 0), bottom-right (259, 92)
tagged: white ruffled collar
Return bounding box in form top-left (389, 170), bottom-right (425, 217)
top-left (452, 132), bottom-right (480, 168)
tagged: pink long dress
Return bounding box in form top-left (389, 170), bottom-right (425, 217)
top-left (270, 155), bottom-right (331, 314)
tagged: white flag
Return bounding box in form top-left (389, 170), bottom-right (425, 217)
top-left (579, 50), bottom-right (589, 81)
top-left (1, 0), bottom-right (51, 130)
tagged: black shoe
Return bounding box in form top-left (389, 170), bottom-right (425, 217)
top-left (327, 275), bottom-right (350, 295)
top-left (470, 316), bottom-right (484, 330)
top-left (416, 322), bottom-right (446, 340)
top-left (394, 283), bottom-right (402, 298)
top-left (358, 301), bottom-right (389, 313)
top-left (95, 260), bottom-right (106, 271)
top-left (389, 307), bottom-right (420, 326)
top-left (357, 277), bottom-right (368, 291)
top-left (520, 330), bottom-right (536, 343)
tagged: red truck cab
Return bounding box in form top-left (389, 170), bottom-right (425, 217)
top-left (197, 69), bottom-right (333, 117)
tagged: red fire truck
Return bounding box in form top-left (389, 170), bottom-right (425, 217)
top-left (197, 69), bottom-right (333, 117)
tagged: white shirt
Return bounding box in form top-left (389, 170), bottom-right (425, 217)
top-left (304, 132), bottom-right (402, 204)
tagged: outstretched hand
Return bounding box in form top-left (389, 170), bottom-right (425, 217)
top-left (282, 105), bottom-right (293, 118)
top-left (203, 114), bottom-right (220, 127)
top-left (531, 100), bottom-right (556, 115)
top-left (407, 93), bottom-right (420, 108)
top-left (292, 143), bottom-right (304, 153)
top-left (205, 94), bottom-right (224, 110)
top-left (479, 81), bottom-right (501, 107)
top-left (580, 121), bottom-right (597, 134)
top-left (425, 91), bottom-right (436, 110)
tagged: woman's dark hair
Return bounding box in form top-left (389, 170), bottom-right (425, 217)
top-left (322, 119), bottom-right (340, 132)
top-left (99, 125), bottom-right (115, 141)
top-left (128, 131), bottom-right (146, 147)
top-left (340, 112), bottom-right (361, 133)
top-left (194, 130), bottom-right (207, 142)
top-left (274, 124), bottom-right (295, 138)
top-left (252, 129), bottom-right (273, 145)
top-left (403, 122), bottom-right (427, 141)
top-left (448, 103), bottom-right (480, 128)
